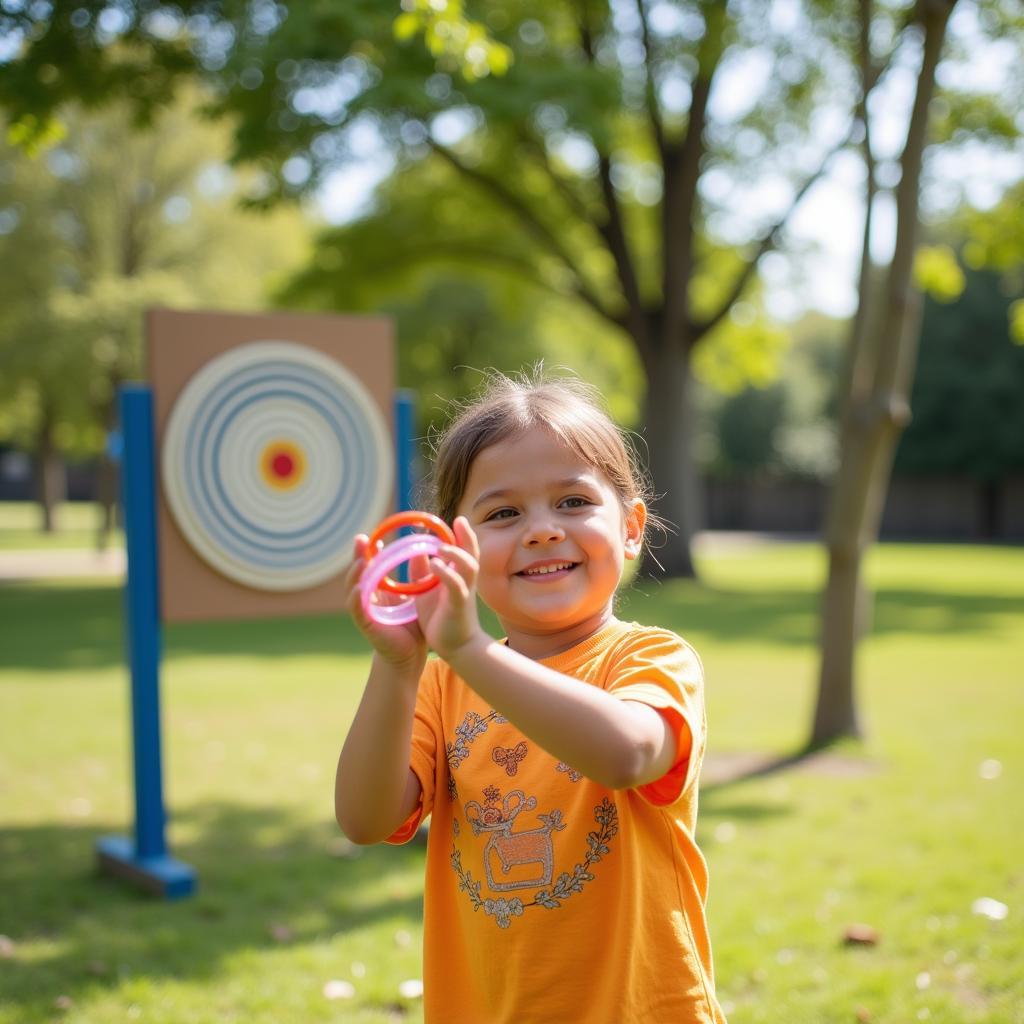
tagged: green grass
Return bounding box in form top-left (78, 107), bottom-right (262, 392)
top-left (0, 501), bottom-right (123, 550)
top-left (1, 543), bottom-right (1022, 1023)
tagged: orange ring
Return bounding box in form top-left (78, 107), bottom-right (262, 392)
top-left (365, 511), bottom-right (456, 595)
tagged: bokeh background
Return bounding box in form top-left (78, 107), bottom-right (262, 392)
top-left (1, 3), bottom-right (1021, 1023)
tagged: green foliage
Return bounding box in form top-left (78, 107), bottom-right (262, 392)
top-left (276, 154), bottom-right (643, 439)
top-left (913, 244), bottom-right (966, 303)
top-left (894, 267), bottom-right (1024, 479)
top-left (0, 96), bottom-right (312, 457)
top-left (700, 312), bottom-right (844, 479)
top-left (395, 0), bottom-right (513, 80)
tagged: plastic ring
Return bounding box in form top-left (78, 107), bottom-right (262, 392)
top-left (360, 534), bottom-right (445, 625)
top-left (366, 511), bottom-right (455, 595)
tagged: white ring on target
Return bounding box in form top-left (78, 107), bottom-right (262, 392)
top-left (161, 341), bottom-right (393, 591)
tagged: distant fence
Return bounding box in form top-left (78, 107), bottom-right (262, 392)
top-left (706, 476), bottom-right (1024, 541)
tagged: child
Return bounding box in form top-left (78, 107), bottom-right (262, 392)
top-left (336, 371), bottom-right (726, 1023)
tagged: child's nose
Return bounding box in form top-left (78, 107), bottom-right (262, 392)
top-left (522, 517), bottom-right (565, 545)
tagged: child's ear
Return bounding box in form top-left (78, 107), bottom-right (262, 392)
top-left (623, 500), bottom-right (646, 560)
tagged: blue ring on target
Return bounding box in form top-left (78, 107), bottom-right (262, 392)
top-left (161, 341), bottom-right (393, 591)
top-left (186, 370), bottom-right (360, 548)
top-left (191, 384), bottom-right (356, 564)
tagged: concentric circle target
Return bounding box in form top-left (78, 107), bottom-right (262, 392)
top-left (161, 341), bottom-right (393, 591)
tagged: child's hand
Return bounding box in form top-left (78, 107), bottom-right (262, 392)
top-left (415, 516), bottom-right (486, 661)
top-left (343, 534), bottom-right (428, 669)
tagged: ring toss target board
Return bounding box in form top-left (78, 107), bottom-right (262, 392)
top-left (148, 309), bottom-right (394, 623)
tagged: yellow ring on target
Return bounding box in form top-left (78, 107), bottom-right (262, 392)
top-left (260, 440), bottom-right (307, 491)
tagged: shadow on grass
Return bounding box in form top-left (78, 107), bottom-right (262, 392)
top-left (1, 578), bottom-right (1020, 676)
top-left (620, 582), bottom-right (1022, 648)
top-left (0, 802), bottom-right (425, 1021)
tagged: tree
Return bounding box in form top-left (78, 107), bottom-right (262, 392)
top-left (0, 0), bottom-right (874, 576)
top-left (0, 97), bottom-right (311, 532)
top-left (810, 0), bottom-right (1022, 746)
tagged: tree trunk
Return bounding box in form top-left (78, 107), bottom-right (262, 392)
top-left (33, 413), bottom-right (65, 534)
top-left (811, 0), bottom-right (956, 748)
top-left (94, 389), bottom-right (121, 550)
top-left (813, 375), bottom-right (916, 744)
top-left (640, 339), bottom-right (701, 578)
top-left (94, 453), bottom-right (119, 550)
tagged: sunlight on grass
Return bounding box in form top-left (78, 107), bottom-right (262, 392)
top-left (0, 501), bottom-right (123, 550)
top-left (1, 543), bottom-right (1022, 1023)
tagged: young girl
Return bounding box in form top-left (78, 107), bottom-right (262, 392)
top-left (336, 371), bottom-right (726, 1023)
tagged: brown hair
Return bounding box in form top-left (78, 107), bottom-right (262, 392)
top-left (428, 368), bottom-right (653, 530)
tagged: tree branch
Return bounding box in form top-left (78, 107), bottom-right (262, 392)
top-left (427, 138), bottom-right (613, 323)
top-left (692, 121), bottom-right (858, 343)
top-left (661, 72), bottom-right (711, 347)
top-left (634, 0), bottom-right (666, 155)
top-left (840, 0), bottom-right (881, 418)
top-left (574, 1), bottom-right (647, 343)
top-left (871, 0), bottom-right (957, 396)
top-left (517, 131), bottom-right (595, 224)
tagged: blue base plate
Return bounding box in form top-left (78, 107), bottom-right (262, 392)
top-left (96, 834), bottom-right (197, 899)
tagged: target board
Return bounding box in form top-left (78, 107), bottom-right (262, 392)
top-left (148, 309), bottom-right (394, 623)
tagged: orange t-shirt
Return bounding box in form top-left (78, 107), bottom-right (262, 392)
top-left (388, 619), bottom-right (727, 1023)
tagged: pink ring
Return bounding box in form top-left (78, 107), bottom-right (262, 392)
top-left (360, 534), bottom-right (444, 625)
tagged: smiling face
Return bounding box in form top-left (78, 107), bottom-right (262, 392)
top-left (456, 425), bottom-right (646, 658)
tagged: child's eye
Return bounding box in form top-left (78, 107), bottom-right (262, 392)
top-left (485, 507), bottom-right (518, 521)
top-left (560, 496), bottom-right (592, 509)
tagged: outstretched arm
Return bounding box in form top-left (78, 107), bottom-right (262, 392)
top-left (448, 637), bottom-right (681, 790)
top-left (335, 537), bottom-right (427, 845)
top-left (335, 654), bottom-right (424, 845)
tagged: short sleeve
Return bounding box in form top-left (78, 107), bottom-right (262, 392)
top-left (606, 629), bottom-right (706, 806)
top-left (386, 658), bottom-right (443, 844)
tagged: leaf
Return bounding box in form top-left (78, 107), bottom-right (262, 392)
top-left (913, 245), bottom-right (966, 303)
top-left (393, 12), bottom-right (422, 42)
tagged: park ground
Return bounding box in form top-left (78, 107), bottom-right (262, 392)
top-left (0, 504), bottom-right (1021, 1023)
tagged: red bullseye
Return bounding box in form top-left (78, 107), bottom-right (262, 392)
top-left (365, 511), bottom-right (456, 596)
top-left (271, 452), bottom-right (294, 478)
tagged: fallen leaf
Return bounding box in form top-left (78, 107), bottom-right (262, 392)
top-left (323, 979), bottom-right (356, 1000)
top-left (398, 979), bottom-right (424, 999)
top-left (842, 924), bottom-right (879, 946)
top-left (971, 897), bottom-right (1008, 921)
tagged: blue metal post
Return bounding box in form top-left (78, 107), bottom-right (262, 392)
top-left (394, 389), bottom-right (416, 513)
top-left (96, 385), bottom-right (196, 899)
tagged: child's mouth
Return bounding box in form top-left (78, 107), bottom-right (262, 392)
top-left (516, 561), bottom-right (578, 579)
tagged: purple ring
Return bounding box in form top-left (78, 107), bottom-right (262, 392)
top-left (360, 534), bottom-right (444, 625)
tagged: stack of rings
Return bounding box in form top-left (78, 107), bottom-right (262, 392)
top-left (360, 511), bottom-right (456, 625)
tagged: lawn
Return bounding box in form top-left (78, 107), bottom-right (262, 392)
top-left (0, 542), bottom-right (1021, 1023)
top-left (0, 501), bottom-right (123, 550)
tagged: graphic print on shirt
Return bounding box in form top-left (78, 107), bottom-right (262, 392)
top-left (445, 709), bottom-right (507, 800)
top-left (492, 742), bottom-right (528, 776)
top-left (451, 788), bottom-right (619, 929)
top-left (465, 785), bottom-right (563, 892)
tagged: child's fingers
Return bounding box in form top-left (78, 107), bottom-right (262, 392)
top-left (436, 544), bottom-right (478, 583)
top-left (453, 516), bottom-right (479, 560)
top-left (428, 556), bottom-right (471, 603)
top-left (343, 534), bottom-right (370, 589)
top-left (407, 552), bottom-right (432, 584)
